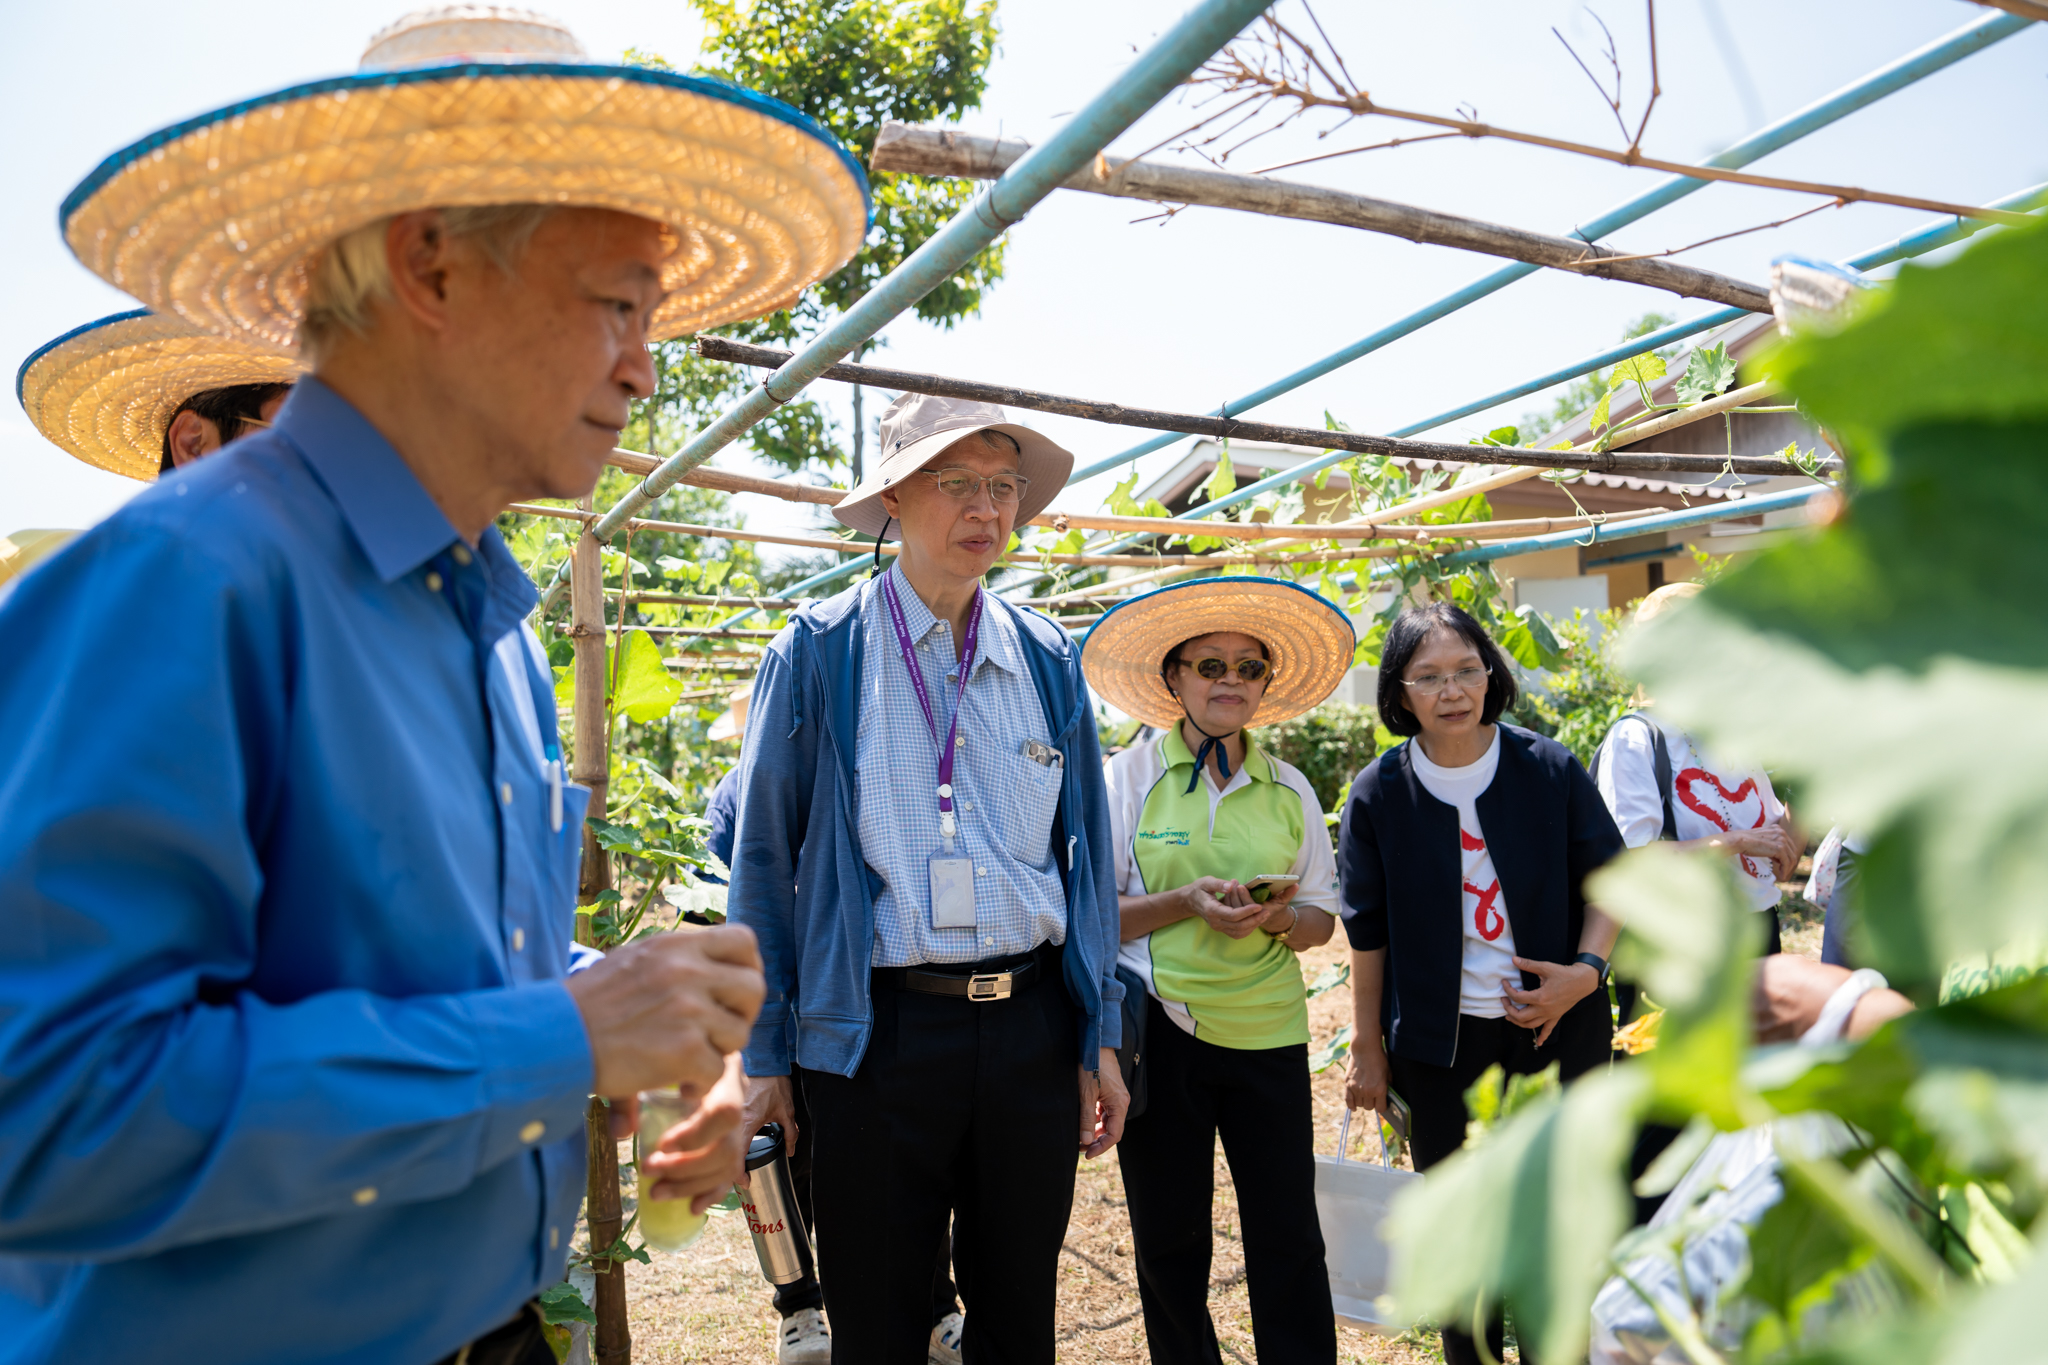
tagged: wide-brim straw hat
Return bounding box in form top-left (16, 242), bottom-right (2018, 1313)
top-left (58, 6), bottom-right (872, 351)
top-left (834, 391), bottom-right (1073, 540)
top-left (707, 683), bottom-right (751, 742)
top-left (1082, 576), bottom-right (1357, 729)
top-left (16, 309), bottom-right (305, 481)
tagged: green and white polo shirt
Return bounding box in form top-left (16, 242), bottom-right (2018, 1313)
top-left (1106, 727), bottom-right (1337, 1050)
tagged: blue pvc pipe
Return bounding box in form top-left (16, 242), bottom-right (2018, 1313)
top-left (1063, 8), bottom-right (2033, 486)
top-left (589, 0), bottom-right (1274, 543)
top-left (745, 178), bottom-right (2048, 625)
top-left (1081, 181), bottom-right (2048, 554)
top-left (1431, 485), bottom-right (1825, 567)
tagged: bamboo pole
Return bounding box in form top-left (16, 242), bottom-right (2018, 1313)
top-left (1300, 98), bottom-right (2037, 228)
top-left (870, 124), bottom-right (1774, 312)
top-left (692, 338), bottom-right (1830, 479)
top-left (620, 592), bottom-right (807, 610)
top-left (568, 519), bottom-right (630, 1364)
top-left (1972, 0), bottom-right (2048, 21)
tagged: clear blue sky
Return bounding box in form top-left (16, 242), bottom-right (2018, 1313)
top-left (4, 1), bottom-right (2042, 542)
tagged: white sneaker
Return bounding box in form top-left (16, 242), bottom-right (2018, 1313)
top-left (928, 1311), bottom-right (964, 1365)
top-left (778, 1307), bottom-right (831, 1365)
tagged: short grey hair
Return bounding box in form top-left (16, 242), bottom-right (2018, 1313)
top-left (297, 204), bottom-right (558, 361)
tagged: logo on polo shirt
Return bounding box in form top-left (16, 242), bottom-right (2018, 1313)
top-left (1139, 828), bottom-right (1191, 846)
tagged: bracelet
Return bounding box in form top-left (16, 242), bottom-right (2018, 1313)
top-left (1267, 903), bottom-right (1301, 943)
top-left (1800, 968), bottom-right (1889, 1047)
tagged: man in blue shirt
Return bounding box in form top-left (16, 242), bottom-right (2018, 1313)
top-left (0, 203), bottom-right (769, 1362)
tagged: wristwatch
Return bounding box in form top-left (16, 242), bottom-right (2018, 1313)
top-left (1574, 951), bottom-right (1611, 987)
top-left (1267, 904), bottom-right (1301, 944)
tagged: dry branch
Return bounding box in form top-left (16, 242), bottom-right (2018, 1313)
top-left (871, 123), bottom-right (1772, 312)
top-left (694, 337), bottom-right (1831, 477)
top-left (1186, 25), bottom-right (2032, 227)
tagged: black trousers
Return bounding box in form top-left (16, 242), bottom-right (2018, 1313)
top-left (804, 950), bottom-right (1079, 1364)
top-left (1389, 1005), bottom-right (1610, 1365)
top-left (775, 1063), bottom-right (959, 1325)
top-left (431, 1304), bottom-right (554, 1365)
top-left (1119, 998), bottom-right (1337, 1364)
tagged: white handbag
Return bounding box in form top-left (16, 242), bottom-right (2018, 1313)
top-left (1314, 1109), bottom-right (1419, 1330)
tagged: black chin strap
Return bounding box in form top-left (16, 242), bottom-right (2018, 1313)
top-left (871, 516), bottom-right (892, 578)
top-left (1175, 701), bottom-right (1240, 795)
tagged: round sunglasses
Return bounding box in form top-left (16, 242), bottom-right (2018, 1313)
top-left (1180, 656), bottom-right (1272, 684)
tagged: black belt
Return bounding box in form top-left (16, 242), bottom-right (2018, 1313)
top-left (874, 942), bottom-right (1059, 1002)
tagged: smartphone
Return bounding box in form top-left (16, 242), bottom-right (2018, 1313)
top-left (1382, 1087), bottom-right (1413, 1144)
top-left (1244, 872), bottom-right (1298, 904)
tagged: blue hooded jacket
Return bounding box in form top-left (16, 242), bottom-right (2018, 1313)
top-left (728, 575), bottom-right (1124, 1078)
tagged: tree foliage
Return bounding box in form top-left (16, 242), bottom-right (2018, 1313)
top-left (1382, 217), bottom-right (2048, 1363)
top-left (1260, 701), bottom-right (1379, 815)
top-left (627, 0), bottom-right (1005, 475)
top-left (1507, 607), bottom-right (1636, 768)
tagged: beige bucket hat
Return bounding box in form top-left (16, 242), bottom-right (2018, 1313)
top-left (58, 6), bottom-right (870, 351)
top-left (1081, 576), bottom-right (1357, 729)
top-left (833, 391), bottom-right (1074, 540)
top-left (17, 310), bottom-right (304, 481)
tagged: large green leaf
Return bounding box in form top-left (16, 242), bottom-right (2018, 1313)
top-left (1622, 220), bottom-right (2048, 985)
top-left (552, 630), bottom-right (685, 724)
top-left (1753, 975), bottom-right (2048, 1184)
top-left (1595, 845), bottom-right (1762, 1127)
top-left (1674, 341), bottom-right (1738, 405)
top-left (1386, 1067), bottom-right (1648, 1364)
top-left (1761, 218), bottom-right (2048, 454)
top-left (1747, 1174), bottom-right (1874, 1326)
top-left (612, 629), bottom-right (684, 722)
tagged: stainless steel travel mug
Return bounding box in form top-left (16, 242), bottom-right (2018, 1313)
top-left (740, 1122), bottom-right (814, 1286)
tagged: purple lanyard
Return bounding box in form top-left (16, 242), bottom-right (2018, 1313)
top-left (881, 572), bottom-right (983, 840)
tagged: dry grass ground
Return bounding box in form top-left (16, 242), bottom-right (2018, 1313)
top-left (614, 888), bottom-right (1830, 1361)
top-left (614, 936), bottom-right (1444, 1364)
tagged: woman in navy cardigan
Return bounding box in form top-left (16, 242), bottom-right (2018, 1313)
top-left (1337, 603), bottom-right (1625, 1365)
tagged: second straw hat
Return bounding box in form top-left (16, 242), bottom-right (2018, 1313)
top-left (59, 6), bottom-right (872, 350)
top-left (1082, 576), bottom-right (1357, 730)
top-left (16, 310), bottom-right (305, 481)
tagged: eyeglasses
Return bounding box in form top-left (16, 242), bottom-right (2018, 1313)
top-left (1181, 657), bottom-right (1272, 684)
top-left (1401, 666), bottom-right (1491, 696)
top-left (924, 467), bottom-right (1030, 504)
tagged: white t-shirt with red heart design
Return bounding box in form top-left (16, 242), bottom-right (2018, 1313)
top-left (1408, 729), bottom-right (1518, 1018)
top-left (1595, 714), bottom-right (1788, 911)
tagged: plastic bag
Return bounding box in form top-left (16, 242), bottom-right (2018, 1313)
top-left (1314, 1108), bottom-right (1418, 1329)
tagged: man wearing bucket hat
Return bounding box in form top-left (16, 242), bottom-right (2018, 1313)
top-left (1084, 577), bottom-right (1349, 1363)
top-left (728, 390), bottom-right (1130, 1363)
top-left (706, 677), bottom-right (965, 1365)
top-left (0, 8), bottom-right (871, 1363)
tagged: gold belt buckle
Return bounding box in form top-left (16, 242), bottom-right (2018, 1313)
top-left (966, 972), bottom-right (1012, 1002)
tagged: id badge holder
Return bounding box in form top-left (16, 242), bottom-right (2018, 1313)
top-left (929, 851), bottom-right (978, 929)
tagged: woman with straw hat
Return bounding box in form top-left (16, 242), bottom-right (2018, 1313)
top-left (1083, 575), bottom-right (1352, 1363)
top-left (17, 309), bottom-right (303, 481)
top-left (0, 8), bottom-right (868, 1363)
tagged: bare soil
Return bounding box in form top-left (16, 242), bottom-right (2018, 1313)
top-left (612, 891), bottom-right (1830, 1362)
top-left (611, 936), bottom-right (1446, 1363)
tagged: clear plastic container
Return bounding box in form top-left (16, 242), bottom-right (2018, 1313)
top-left (635, 1086), bottom-right (709, 1252)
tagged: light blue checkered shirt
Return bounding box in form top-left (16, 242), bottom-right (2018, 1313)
top-left (855, 565), bottom-right (1069, 967)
